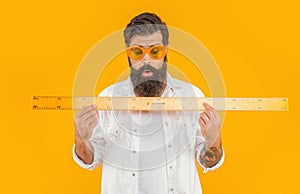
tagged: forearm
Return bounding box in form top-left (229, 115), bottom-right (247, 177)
top-left (75, 134), bottom-right (94, 164)
top-left (199, 136), bottom-right (223, 168)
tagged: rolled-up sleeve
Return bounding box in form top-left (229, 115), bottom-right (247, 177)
top-left (72, 143), bottom-right (100, 170)
top-left (196, 143), bottom-right (225, 173)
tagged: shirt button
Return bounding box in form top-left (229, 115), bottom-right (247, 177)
top-left (170, 188), bottom-right (174, 191)
top-left (168, 145), bottom-right (172, 148)
top-left (132, 150), bottom-right (136, 153)
top-left (132, 173), bottom-right (135, 176)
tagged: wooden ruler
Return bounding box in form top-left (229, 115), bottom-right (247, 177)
top-left (32, 96), bottom-right (288, 111)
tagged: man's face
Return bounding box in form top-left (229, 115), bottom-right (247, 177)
top-left (128, 31), bottom-right (168, 97)
top-left (128, 31), bottom-right (167, 73)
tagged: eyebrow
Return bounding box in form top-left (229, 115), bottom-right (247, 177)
top-left (131, 43), bottom-right (162, 47)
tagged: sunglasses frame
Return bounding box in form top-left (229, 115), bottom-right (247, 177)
top-left (126, 45), bottom-right (167, 60)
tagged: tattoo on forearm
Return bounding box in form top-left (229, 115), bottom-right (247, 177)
top-left (200, 143), bottom-right (223, 168)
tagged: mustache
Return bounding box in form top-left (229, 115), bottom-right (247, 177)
top-left (133, 64), bottom-right (158, 75)
top-left (130, 63), bottom-right (167, 85)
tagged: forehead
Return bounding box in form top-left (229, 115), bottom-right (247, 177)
top-left (129, 31), bottom-right (163, 47)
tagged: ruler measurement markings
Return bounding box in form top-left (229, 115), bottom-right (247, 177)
top-left (32, 96), bottom-right (289, 111)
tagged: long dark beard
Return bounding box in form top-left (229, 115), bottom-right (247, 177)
top-left (130, 63), bottom-right (167, 97)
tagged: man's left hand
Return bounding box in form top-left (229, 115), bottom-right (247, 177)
top-left (199, 102), bottom-right (221, 147)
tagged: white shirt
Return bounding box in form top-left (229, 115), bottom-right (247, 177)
top-left (73, 73), bottom-right (224, 194)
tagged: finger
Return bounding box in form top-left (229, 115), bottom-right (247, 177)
top-left (199, 116), bottom-right (206, 126)
top-left (202, 102), bottom-right (213, 111)
top-left (88, 119), bottom-right (98, 128)
top-left (81, 104), bottom-right (97, 116)
top-left (203, 109), bottom-right (211, 120)
top-left (75, 111), bottom-right (98, 128)
top-left (203, 102), bottom-right (219, 118)
top-left (78, 108), bottom-right (98, 121)
top-left (76, 104), bottom-right (97, 118)
top-left (202, 110), bottom-right (211, 121)
top-left (200, 113), bottom-right (210, 124)
top-left (83, 111), bottom-right (99, 123)
top-left (78, 115), bottom-right (98, 130)
top-left (208, 107), bottom-right (220, 120)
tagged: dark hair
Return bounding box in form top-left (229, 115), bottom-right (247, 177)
top-left (124, 12), bottom-right (169, 46)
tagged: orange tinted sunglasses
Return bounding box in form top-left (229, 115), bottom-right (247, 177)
top-left (126, 45), bottom-right (167, 60)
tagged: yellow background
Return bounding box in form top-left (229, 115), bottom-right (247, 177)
top-left (1, 0), bottom-right (299, 193)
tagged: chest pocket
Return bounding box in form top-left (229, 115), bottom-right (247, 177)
top-left (106, 123), bottom-right (122, 138)
top-left (178, 114), bottom-right (198, 148)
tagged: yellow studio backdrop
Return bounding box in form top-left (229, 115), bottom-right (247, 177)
top-left (0, 0), bottom-right (299, 194)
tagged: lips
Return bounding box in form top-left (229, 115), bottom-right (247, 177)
top-left (142, 70), bottom-right (153, 76)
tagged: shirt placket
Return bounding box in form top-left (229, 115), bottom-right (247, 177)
top-left (129, 120), bottom-right (139, 194)
top-left (164, 116), bottom-right (177, 193)
top-left (163, 87), bottom-right (178, 194)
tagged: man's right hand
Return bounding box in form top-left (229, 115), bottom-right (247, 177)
top-left (74, 104), bottom-right (99, 141)
top-left (74, 104), bottom-right (98, 164)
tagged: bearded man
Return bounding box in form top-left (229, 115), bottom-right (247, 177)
top-left (73, 12), bottom-right (224, 194)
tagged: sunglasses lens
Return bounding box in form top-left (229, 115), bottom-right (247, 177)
top-left (127, 45), bottom-right (166, 60)
top-left (150, 46), bottom-right (166, 59)
top-left (128, 47), bottom-right (144, 60)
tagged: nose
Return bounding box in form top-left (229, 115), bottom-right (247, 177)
top-left (142, 53), bottom-right (152, 63)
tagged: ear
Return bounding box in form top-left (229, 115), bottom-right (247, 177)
top-left (165, 45), bottom-right (169, 54)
